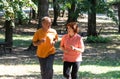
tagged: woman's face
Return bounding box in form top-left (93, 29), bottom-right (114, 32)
top-left (67, 26), bottom-right (74, 35)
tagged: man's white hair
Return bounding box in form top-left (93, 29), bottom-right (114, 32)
top-left (42, 16), bottom-right (51, 22)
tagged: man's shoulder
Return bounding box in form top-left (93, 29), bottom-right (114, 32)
top-left (49, 28), bottom-right (57, 33)
top-left (36, 28), bottom-right (42, 32)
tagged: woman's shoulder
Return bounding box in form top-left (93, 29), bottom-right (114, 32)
top-left (63, 34), bottom-right (68, 37)
top-left (75, 34), bottom-right (82, 39)
top-left (75, 34), bottom-right (81, 37)
top-left (62, 34), bottom-right (68, 39)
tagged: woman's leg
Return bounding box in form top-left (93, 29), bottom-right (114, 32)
top-left (71, 62), bottom-right (81, 79)
top-left (63, 61), bottom-right (72, 79)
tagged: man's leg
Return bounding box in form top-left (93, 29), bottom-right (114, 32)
top-left (46, 54), bottom-right (55, 79)
top-left (38, 57), bottom-right (47, 79)
top-left (38, 54), bottom-right (55, 79)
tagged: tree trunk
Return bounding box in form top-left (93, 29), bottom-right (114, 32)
top-left (67, 1), bottom-right (77, 23)
top-left (32, 8), bottom-right (36, 19)
top-left (52, 0), bottom-right (59, 26)
top-left (18, 19), bottom-right (22, 25)
top-left (38, 0), bottom-right (49, 28)
top-left (87, 0), bottom-right (97, 36)
top-left (29, 8), bottom-right (36, 23)
top-left (4, 20), bottom-right (13, 48)
top-left (118, 2), bottom-right (120, 33)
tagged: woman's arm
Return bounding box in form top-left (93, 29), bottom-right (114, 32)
top-left (60, 46), bottom-right (69, 53)
top-left (71, 37), bottom-right (85, 53)
top-left (71, 45), bottom-right (84, 52)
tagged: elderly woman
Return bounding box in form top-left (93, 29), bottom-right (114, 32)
top-left (60, 22), bottom-right (85, 79)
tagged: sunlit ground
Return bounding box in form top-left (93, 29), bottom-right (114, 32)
top-left (80, 65), bottom-right (120, 74)
top-left (0, 65), bottom-right (120, 79)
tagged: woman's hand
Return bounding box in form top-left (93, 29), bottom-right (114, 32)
top-left (71, 45), bottom-right (75, 50)
top-left (60, 46), bottom-right (69, 53)
top-left (71, 45), bottom-right (83, 52)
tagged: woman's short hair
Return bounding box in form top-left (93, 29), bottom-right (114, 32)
top-left (66, 22), bottom-right (79, 33)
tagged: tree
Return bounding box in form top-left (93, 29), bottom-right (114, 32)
top-left (38, 0), bottom-right (49, 28)
top-left (118, 2), bottom-right (120, 33)
top-left (113, 1), bottom-right (120, 33)
top-left (0, 0), bottom-right (37, 48)
top-left (1, 0), bottom-right (15, 48)
top-left (67, 0), bottom-right (77, 23)
top-left (55, 0), bottom-right (86, 23)
top-left (52, 0), bottom-right (59, 26)
top-left (87, 0), bottom-right (118, 36)
top-left (87, 0), bottom-right (97, 36)
top-left (62, 0), bottom-right (82, 23)
top-left (108, 0), bottom-right (120, 33)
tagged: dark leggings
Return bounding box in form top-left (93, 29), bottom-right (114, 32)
top-left (63, 61), bottom-right (81, 79)
top-left (38, 54), bottom-right (54, 79)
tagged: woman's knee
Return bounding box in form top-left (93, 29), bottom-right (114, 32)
top-left (63, 72), bottom-right (70, 78)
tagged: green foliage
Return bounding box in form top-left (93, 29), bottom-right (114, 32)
top-left (60, 0), bottom-right (89, 20)
top-left (106, 8), bottom-right (118, 25)
top-left (106, 0), bottom-right (120, 25)
top-left (25, 0), bottom-right (37, 13)
top-left (1, 0), bottom-right (15, 20)
top-left (96, 0), bottom-right (108, 13)
top-left (16, 10), bottom-right (29, 20)
top-left (0, 0), bottom-right (37, 23)
top-left (86, 35), bottom-right (111, 43)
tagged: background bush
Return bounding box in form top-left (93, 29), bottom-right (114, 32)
top-left (86, 35), bottom-right (111, 43)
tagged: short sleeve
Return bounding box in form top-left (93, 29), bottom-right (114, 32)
top-left (78, 36), bottom-right (84, 48)
top-left (32, 31), bottom-right (39, 42)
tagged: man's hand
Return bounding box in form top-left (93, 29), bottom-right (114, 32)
top-left (33, 38), bottom-right (46, 46)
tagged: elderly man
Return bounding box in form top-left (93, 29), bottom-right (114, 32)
top-left (32, 16), bottom-right (58, 79)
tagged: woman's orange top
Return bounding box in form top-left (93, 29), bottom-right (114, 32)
top-left (32, 28), bottom-right (58, 58)
top-left (60, 34), bottom-right (84, 62)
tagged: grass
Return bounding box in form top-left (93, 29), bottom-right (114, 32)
top-left (0, 32), bottom-right (33, 47)
top-left (13, 34), bottom-right (32, 47)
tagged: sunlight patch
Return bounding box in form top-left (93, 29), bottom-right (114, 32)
top-left (80, 65), bottom-right (120, 74)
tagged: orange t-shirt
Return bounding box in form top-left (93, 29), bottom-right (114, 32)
top-left (32, 28), bottom-right (58, 58)
top-left (60, 34), bottom-right (84, 62)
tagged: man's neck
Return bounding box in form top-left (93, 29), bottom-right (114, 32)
top-left (42, 27), bottom-right (51, 32)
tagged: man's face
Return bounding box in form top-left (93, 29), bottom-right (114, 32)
top-left (42, 19), bottom-right (51, 30)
